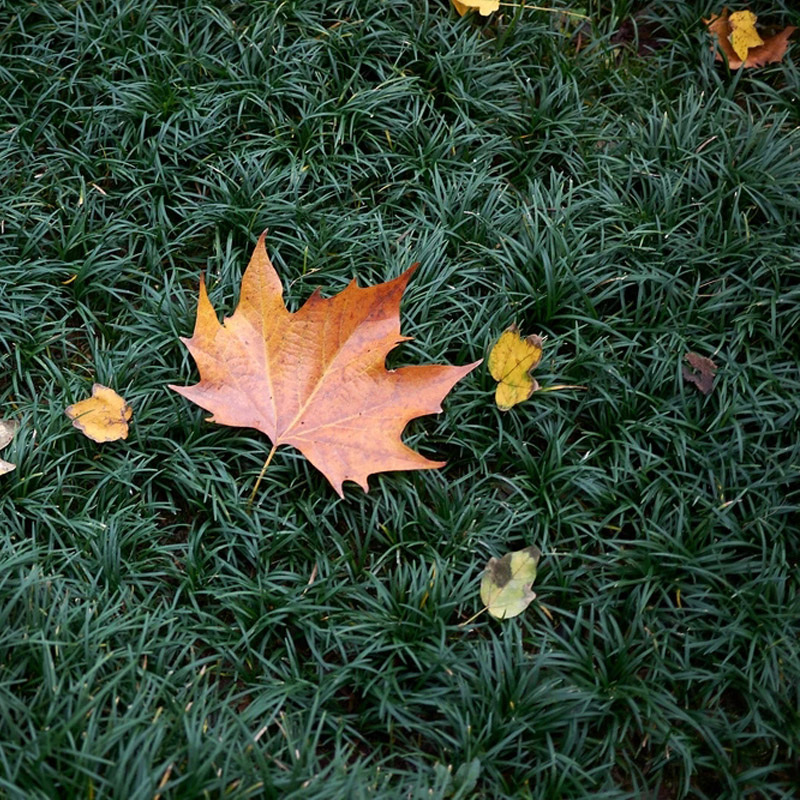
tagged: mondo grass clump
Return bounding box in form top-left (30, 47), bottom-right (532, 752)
top-left (1, 1), bottom-right (799, 798)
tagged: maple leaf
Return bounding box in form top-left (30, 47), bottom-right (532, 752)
top-left (65, 384), bottom-right (132, 442)
top-left (705, 8), bottom-right (796, 69)
top-left (170, 233), bottom-right (481, 497)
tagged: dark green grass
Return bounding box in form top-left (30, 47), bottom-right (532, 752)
top-left (2, 0), bottom-right (800, 797)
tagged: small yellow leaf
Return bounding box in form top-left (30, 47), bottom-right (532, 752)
top-left (728, 10), bottom-right (763, 61)
top-left (451, 0), bottom-right (500, 17)
top-left (488, 324), bottom-right (543, 411)
top-left (65, 384), bottom-right (132, 443)
top-left (480, 546), bottom-right (541, 619)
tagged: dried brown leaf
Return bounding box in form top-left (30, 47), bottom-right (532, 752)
top-left (705, 8), bottom-right (796, 69)
top-left (683, 352), bottom-right (717, 396)
top-left (611, 7), bottom-right (667, 57)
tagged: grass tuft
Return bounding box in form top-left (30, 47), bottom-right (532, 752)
top-left (2, 1), bottom-right (799, 797)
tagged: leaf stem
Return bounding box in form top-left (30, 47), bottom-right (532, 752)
top-left (499, 4), bottom-right (589, 19)
top-left (537, 384), bottom-right (587, 392)
top-left (248, 443), bottom-right (278, 506)
top-left (458, 606), bottom-right (488, 627)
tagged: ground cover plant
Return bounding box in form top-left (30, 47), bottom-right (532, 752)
top-left (1, 0), bottom-right (799, 797)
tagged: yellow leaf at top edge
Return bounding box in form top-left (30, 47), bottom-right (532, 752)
top-left (728, 10), bottom-right (764, 62)
top-left (65, 384), bottom-right (132, 443)
top-left (480, 546), bottom-right (542, 619)
top-left (488, 325), bottom-right (543, 411)
top-left (451, 0), bottom-right (501, 17)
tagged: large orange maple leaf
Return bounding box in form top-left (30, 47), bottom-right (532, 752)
top-left (170, 233), bottom-right (480, 497)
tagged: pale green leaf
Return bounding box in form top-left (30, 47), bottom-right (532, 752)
top-left (480, 546), bottom-right (541, 619)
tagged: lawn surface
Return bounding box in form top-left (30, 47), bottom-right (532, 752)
top-left (2, 1), bottom-right (799, 798)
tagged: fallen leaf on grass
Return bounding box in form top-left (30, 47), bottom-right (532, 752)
top-left (488, 326), bottom-right (586, 410)
top-left (611, 7), bottom-right (667, 57)
top-left (488, 325), bottom-right (543, 411)
top-left (451, 0), bottom-right (500, 17)
top-left (728, 10), bottom-right (763, 60)
top-left (705, 8), bottom-right (796, 68)
top-left (682, 352), bottom-right (717, 395)
top-left (170, 233), bottom-right (481, 497)
top-left (0, 419), bottom-right (18, 475)
top-left (480, 546), bottom-right (541, 619)
top-left (65, 384), bottom-right (132, 442)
